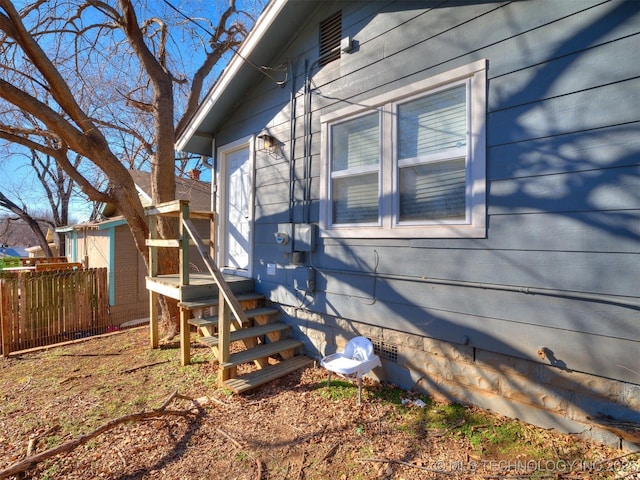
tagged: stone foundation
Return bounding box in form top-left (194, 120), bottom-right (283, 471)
top-left (281, 306), bottom-right (640, 450)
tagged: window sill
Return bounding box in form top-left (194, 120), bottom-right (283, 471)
top-left (320, 224), bottom-right (487, 239)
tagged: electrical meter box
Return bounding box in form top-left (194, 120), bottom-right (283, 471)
top-left (294, 223), bottom-right (317, 252)
top-left (275, 223), bottom-right (294, 253)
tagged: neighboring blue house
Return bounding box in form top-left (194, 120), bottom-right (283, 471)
top-left (177, 0), bottom-right (640, 447)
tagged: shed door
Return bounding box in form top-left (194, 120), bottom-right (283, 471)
top-left (220, 142), bottom-right (253, 276)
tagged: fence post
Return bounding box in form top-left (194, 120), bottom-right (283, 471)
top-left (0, 279), bottom-right (7, 356)
top-left (1, 276), bottom-right (19, 356)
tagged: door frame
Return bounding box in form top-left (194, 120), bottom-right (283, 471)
top-left (216, 136), bottom-right (255, 277)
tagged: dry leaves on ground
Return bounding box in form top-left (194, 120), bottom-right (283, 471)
top-left (1, 327), bottom-right (637, 479)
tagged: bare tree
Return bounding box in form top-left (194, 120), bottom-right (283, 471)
top-left (0, 107), bottom-right (105, 255)
top-left (0, 0), bottom-right (255, 330)
top-left (0, 191), bottom-right (52, 255)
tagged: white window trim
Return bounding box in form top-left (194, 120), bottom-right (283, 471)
top-left (320, 59), bottom-right (487, 239)
top-left (327, 110), bottom-right (383, 227)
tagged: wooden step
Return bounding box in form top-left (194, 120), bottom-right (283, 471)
top-left (187, 307), bottom-right (280, 329)
top-left (179, 292), bottom-right (265, 311)
top-left (223, 356), bottom-right (314, 394)
top-left (188, 316), bottom-right (218, 329)
top-left (199, 322), bottom-right (290, 348)
top-left (243, 306), bottom-right (280, 318)
top-left (220, 338), bottom-right (303, 369)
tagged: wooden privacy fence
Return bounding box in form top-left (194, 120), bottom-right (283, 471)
top-left (0, 268), bottom-right (109, 356)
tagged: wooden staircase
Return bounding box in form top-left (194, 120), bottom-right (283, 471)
top-left (145, 200), bottom-right (312, 394)
top-left (181, 293), bottom-right (312, 393)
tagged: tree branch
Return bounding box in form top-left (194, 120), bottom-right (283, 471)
top-left (177, 3), bottom-right (244, 135)
top-left (0, 128), bottom-right (111, 204)
top-left (0, 391), bottom-right (203, 479)
top-left (0, 78), bottom-right (99, 159)
top-left (117, 0), bottom-right (171, 83)
top-left (0, 191), bottom-right (52, 255)
top-left (0, 0), bottom-right (101, 138)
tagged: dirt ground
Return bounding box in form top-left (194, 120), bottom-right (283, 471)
top-left (1, 327), bottom-right (638, 480)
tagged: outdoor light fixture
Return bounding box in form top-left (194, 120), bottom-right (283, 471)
top-left (257, 130), bottom-right (279, 156)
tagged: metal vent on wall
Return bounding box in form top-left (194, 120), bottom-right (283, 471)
top-left (319, 10), bottom-right (341, 67)
top-left (372, 339), bottom-right (398, 364)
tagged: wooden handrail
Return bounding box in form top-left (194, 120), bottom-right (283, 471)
top-left (182, 219), bottom-right (249, 327)
top-left (19, 257), bottom-right (68, 266)
top-left (182, 218), bottom-right (249, 382)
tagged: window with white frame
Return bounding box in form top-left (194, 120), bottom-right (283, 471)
top-left (320, 60), bottom-right (487, 238)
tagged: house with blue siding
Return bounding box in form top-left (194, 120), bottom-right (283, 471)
top-left (176, 0), bottom-right (640, 447)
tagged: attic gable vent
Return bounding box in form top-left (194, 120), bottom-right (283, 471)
top-left (319, 10), bottom-right (342, 67)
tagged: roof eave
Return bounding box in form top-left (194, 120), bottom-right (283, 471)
top-left (176, 0), bottom-right (296, 156)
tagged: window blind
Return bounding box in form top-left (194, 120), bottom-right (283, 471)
top-left (331, 113), bottom-right (380, 224)
top-left (399, 158), bottom-right (466, 221)
top-left (332, 173), bottom-right (379, 224)
top-left (398, 85), bottom-right (466, 160)
top-left (331, 113), bottom-right (379, 171)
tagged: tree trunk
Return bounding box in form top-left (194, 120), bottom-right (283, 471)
top-left (149, 54), bottom-right (182, 334)
top-left (0, 192), bottom-right (52, 257)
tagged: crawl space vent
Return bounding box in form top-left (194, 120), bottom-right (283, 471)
top-left (372, 339), bottom-right (398, 364)
top-left (319, 11), bottom-right (341, 67)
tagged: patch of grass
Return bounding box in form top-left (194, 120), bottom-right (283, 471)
top-left (235, 451), bottom-right (251, 463)
top-left (151, 347), bottom-right (179, 361)
top-left (344, 472), bottom-right (368, 480)
top-left (116, 337), bottom-right (137, 352)
top-left (358, 383), bottom-right (563, 463)
top-left (404, 402), bottom-right (562, 461)
top-left (218, 387), bottom-right (234, 397)
top-left (179, 364), bottom-right (205, 383)
top-left (85, 440), bottom-right (98, 450)
top-left (40, 463), bottom-right (58, 480)
top-left (319, 380), bottom-right (358, 402)
top-left (425, 403), bottom-right (484, 430)
top-left (42, 434), bottom-right (64, 450)
top-left (189, 352), bottom-right (208, 364)
top-left (48, 348), bottom-right (71, 358)
top-left (370, 382), bottom-right (410, 405)
top-left (128, 393), bottom-right (150, 409)
top-left (16, 412), bottom-right (46, 432)
top-left (201, 373), bottom-right (218, 388)
top-left (358, 445), bottom-right (374, 458)
top-left (2, 400), bottom-right (21, 415)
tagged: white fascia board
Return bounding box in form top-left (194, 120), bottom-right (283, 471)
top-left (135, 183), bottom-right (152, 205)
top-left (176, 0), bottom-right (288, 153)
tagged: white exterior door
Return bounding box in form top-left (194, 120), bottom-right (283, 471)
top-left (219, 140), bottom-right (253, 276)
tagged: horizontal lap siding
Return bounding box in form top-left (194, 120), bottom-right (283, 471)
top-left (489, 165), bottom-right (640, 213)
top-left (321, 243), bottom-right (637, 294)
top-left (488, 77), bottom-right (640, 146)
top-left (316, 267), bottom-right (638, 338)
top-left (488, 124), bottom-right (640, 179)
top-left (477, 0), bottom-right (639, 385)
top-left (225, 0), bottom-right (640, 383)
